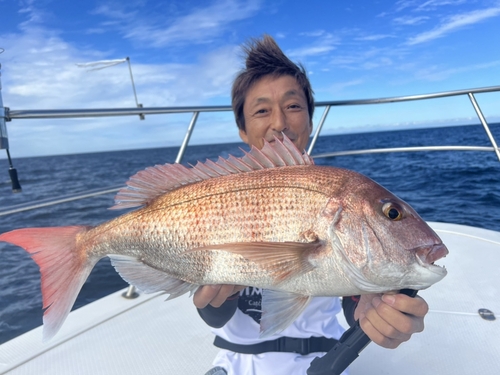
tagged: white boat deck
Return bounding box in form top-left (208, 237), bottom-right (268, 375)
top-left (1, 222), bottom-right (499, 375)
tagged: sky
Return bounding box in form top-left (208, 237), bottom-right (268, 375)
top-left (1, 0), bottom-right (500, 158)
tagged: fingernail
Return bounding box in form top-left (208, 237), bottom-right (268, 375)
top-left (382, 294), bottom-right (395, 305)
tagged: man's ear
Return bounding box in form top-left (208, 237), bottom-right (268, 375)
top-left (239, 128), bottom-right (249, 144)
top-left (308, 119), bottom-right (313, 135)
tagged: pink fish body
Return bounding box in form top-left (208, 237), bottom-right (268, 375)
top-left (0, 136), bottom-right (448, 340)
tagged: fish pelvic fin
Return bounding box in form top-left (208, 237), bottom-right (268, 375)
top-left (109, 255), bottom-right (199, 300)
top-left (110, 133), bottom-right (314, 210)
top-left (0, 226), bottom-right (95, 341)
top-left (190, 240), bottom-right (323, 283)
top-left (260, 290), bottom-right (312, 338)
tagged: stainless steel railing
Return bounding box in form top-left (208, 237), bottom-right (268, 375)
top-left (307, 85), bottom-right (500, 160)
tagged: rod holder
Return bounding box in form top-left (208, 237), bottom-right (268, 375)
top-left (9, 167), bottom-right (22, 193)
top-left (5, 149), bottom-right (22, 193)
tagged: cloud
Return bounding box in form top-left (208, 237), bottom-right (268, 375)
top-left (395, 0), bottom-right (466, 13)
top-left (0, 18), bottom-right (241, 157)
top-left (415, 0), bottom-right (468, 12)
top-left (395, 0), bottom-right (420, 12)
top-left (355, 34), bottom-right (396, 41)
top-left (393, 16), bottom-right (429, 25)
top-left (299, 30), bottom-right (327, 37)
top-left (407, 6), bottom-right (500, 45)
top-left (322, 79), bottom-right (364, 96)
top-left (329, 46), bottom-right (404, 71)
top-left (413, 59), bottom-right (500, 81)
top-left (287, 33), bottom-right (340, 59)
top-left (93, 0), bottom-right (262, 48)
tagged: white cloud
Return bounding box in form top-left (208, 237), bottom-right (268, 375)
top-left (288, 45), bottom-right (336, 58)
top-left (0, 19), bottom-right (241, 157)
top-left (287, 34), bottom-right (340, 59)
top-left (393, 16), bottom-right (429, 25)
top-left (415, 0), bottom-right (468, 12)
top-left (299, 30), bottom-right (327, 37)
top-left (322, 79), bottom-right (364, 96)
top-left (355, 34), bottom-right (396, 41)
top-left (329, 46), bottom-right (404, 71)
top-left (94, 0), bottom-right (262, 48)
top-left (407, 6), bottom-right (500, 45)
top-left (413, 59), bottom-right (500, 81)
top-left (395, 0), bottom-right (420, 13)
top-left (395, 0), bottom-right (466, 13)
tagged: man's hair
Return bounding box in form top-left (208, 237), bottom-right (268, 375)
top-left (231, 35), bottom-right (314, 131)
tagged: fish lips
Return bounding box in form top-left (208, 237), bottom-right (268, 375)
top-left (414, 243), bottom-right (448, 274)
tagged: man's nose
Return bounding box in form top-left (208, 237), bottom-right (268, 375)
top-left (271, 109), bottom-right (287, 131)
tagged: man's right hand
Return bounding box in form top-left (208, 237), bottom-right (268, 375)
top-left (193, 285), bottom-right (245, 308)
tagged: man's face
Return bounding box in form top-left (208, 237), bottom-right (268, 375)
top-left (240, 75), bottom-right (312, 151)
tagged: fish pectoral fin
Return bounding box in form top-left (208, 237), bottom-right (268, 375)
top-left (190, 241), bottom-right (324, 282)
top-left (109, 255), bottom-right (198, 300)
top-left (259, 290), bottom-right (312, 338)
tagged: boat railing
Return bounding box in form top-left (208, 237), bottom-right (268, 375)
top-left (310, 86), bottom-right (500, 160)
top-left (1, 84), bottom-right (500, 217)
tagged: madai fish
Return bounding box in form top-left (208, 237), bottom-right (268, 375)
top-left (0, 135), bottom-right (448, 341)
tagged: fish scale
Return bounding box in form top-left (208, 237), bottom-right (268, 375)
top-left (137, 166), bottom-right (328, 243)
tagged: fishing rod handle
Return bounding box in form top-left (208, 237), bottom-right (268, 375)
top-left (307, 289), bottom-right (418, 375)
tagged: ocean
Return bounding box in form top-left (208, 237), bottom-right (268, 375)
top-left (1, 123), bottom-right (499, 345)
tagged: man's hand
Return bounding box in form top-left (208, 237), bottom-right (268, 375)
top-left (193, 284), bottom-right (245, 309)
top-left (354, 293), bottom-right (429, 349)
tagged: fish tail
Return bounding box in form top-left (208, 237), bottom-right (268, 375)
top-left (0, 225), bottom-right (96, 341)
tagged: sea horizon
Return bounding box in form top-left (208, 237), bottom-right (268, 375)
top-left (2, 121), bottom-right (498, 161)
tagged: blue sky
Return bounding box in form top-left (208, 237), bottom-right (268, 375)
top-left (1, 0), bottom-right (500, 157)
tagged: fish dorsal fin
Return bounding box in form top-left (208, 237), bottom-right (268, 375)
top-left (110, 134), bottom-right (314, 210)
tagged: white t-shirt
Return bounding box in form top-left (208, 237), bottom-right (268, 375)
top-left (210, 288), bottom-right (347, 375)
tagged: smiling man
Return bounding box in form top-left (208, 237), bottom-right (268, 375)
top-left (238, 74), bottom-right (312, 150)
top-left (195, 35), bottom-right (429, 375)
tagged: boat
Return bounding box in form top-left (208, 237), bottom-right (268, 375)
top-left (0, 80), bottom-right (499, 374)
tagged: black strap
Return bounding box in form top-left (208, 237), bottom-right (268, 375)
top-left (214, 335), bottom-right (338, 355)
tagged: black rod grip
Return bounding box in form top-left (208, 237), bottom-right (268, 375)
top-left (307, 289), bottom-right (417, 375)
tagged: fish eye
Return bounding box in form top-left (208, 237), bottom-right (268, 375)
top-left (382, 202), bottom-right (403, 221)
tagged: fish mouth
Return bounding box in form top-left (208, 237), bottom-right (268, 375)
top-left (414, 243), bottom-right (448, 270)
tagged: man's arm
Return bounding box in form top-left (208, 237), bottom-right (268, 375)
top-left (194, 285), bottom-right (245, 328)
top-left (342, 296), bottom-right (360, 327)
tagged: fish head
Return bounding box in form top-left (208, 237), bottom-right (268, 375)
top-left (327, 172), bottom-right (448, 293)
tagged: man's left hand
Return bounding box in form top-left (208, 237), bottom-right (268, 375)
top-left (354, 293), bottom-right (429, 349)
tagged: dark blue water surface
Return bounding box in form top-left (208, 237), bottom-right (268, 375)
top-left (0, 124), bottom-right (499, 344)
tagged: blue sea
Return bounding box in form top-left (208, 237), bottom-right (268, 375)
top-left (1, 123), bottom-right (500, 345)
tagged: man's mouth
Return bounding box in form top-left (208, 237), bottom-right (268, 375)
top-left (267, 135), bottom-right (294, 144)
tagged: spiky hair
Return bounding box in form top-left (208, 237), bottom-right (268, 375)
top-left (231, 35), bottom-right (314, 131)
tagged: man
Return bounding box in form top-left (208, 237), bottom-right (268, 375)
top-left (194, 35), bottom-right (428, 375)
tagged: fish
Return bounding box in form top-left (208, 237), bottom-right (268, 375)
top-left (0, 135), bottom-right (448, 341)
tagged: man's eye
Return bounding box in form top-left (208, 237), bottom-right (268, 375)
top-left (254, 108), bottom-right (267, 115)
